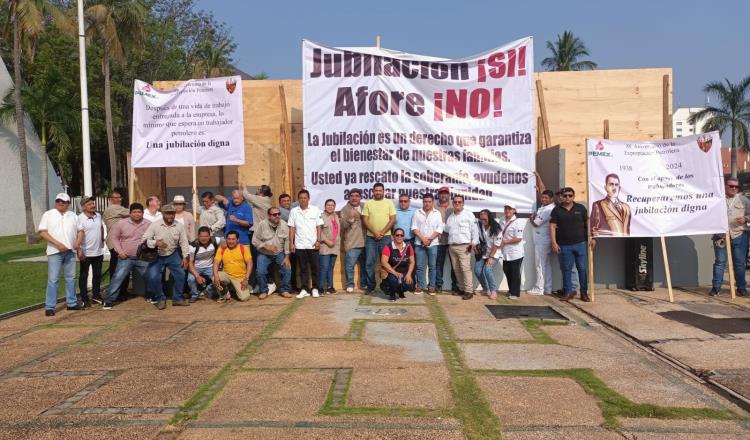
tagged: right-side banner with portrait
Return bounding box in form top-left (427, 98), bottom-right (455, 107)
top-left (586, 132), bottom-right (727, 238)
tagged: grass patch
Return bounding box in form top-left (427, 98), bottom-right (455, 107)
top-left (0, 234), bottom-right (81, 314)
top-left (426, 296), bottom-right (503, 440)
top-left (521, 319), bottom-right (567, 344)
top-left (474, 368), bottom-right (746, 429)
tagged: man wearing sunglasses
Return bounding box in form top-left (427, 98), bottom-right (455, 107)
top-left (38, 193), bottom-right (84, 316)
top-left (550, 187), bottom-right (592, 302)
top-left (710, 178), bottom-right (750, 297)
top-left (252, 207), bottom-right (293, 299)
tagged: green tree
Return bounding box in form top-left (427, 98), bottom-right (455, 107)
top-left (190, 37), bottom-right (235, 78)
top-left (689, 77), bottom-right (750, 178)
top-left (542, 30), bottom-right (597, 71)
top-left (85, 0), bottom-right (146, 187)
top-left (2, 0), bottom-right (69, 243)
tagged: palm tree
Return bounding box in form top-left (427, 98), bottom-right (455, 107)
top-left (3, 0), bottom-right (68, 243)
top-left (542, 31), bottom-right (597, 71)
top-left (689, 77), bottom-right (750, 178)
top-left (85, 0), bottom-right (146, 187)
top-left (191, 38), bottom-right (234, 78)
top-left (0, 83), bottom-right (78, 208)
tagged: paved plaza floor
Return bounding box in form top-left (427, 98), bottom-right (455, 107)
top-left (0, 289), bottom-right (749, 439)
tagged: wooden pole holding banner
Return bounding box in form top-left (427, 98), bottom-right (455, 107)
top-left (726, 231), bottom-right (737, 300)
top-left (192, 166), bottom-right (198, 222)
top-left (536, 80), bottom-right (552, 149)
top-left (279, 85), bottom-right (294, 195)
top-left (586, 137), bottom-right (595, 302)
top-left (661, 74), bottom-right (675, 303)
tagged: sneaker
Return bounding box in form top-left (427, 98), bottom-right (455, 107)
top-left (508, 295), bottom-right (520, 300)
top-left (172, 300), bottom-right (190, 306)
top-left (91, 295), bottom-right (103, 305)
top-left (149, 298), bottom-right (159, 304)
top-left (258, 292), bottom-right (268, 300)
top-left (45, 309), bottom-right (55, 317)
top-left (415, 287), bottom-right (423, 295)
top-left (279, 292), bottom-right (293, 298)
top-left (102, 303), bottom-right (114, 310)
top-left (428, 288), bottom-right (436, 296)
top-left (708, 288), bottom-right (719, 297)
top-left (346, 287), bottom-right (354, 293)
top-left (82, 300), bottom-right (92, 309)
top-left (461, 292), bottom-right (474, 300)
top-left (312, 289), bottom-right (320, 298)
top-left (489, 292), bottom-right (498, 300)
top-left (327, 288), bottom-right (336, 295)
top-left (66, 304), bottom-right (83, 311)
top-left (296, 290), bottom-right (310, 299)
top-left (268, 282), bottom-right (277, 295)
top-left (156, 301), bottom-right (167, 310)
top-left (527, 289), bottom-right (544, 296)
top-left (399, 292), bottom-right (406, 299)
top-left (189, 297), bottom-right (198, 303)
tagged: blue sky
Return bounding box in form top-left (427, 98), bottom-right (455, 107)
top-left (197, 0), bottom-right (749, 107)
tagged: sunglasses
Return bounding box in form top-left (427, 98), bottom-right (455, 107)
top-left (393, 234), bottom-right (404, 237)
top-left (561, 194), bottom-right (574, 198)
top-left (728, 185), bottom-right (740, 189)
top-left (55, 199), bottom-right (69, 204)
top-left (269, 212), bottom-right (281, 217)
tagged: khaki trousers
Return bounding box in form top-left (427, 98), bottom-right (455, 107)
top-left (449, 244), bottom-right (473, 294)
top-left (218, 271), bottom-right (251, 301)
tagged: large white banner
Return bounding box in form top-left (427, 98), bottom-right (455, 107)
top-left (131, 76), bottom-right (244, 167)
top-left (303, 38), bottom-right (535, 212)
top-left (587, 132), bottom-right (727, 238)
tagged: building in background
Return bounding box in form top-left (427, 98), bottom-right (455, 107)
top-left (673, 107), bottom-right (707, 138)
top-left (0, 55), bottom-right (64, 236)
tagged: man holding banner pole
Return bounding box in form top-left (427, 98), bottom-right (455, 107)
top-left (711, 178), bottom-right (750, 297)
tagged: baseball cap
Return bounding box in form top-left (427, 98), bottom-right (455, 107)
top-left (437, 186), bottom-right (450, 194)
top-left (162, 204), bottom-right (177, 213)
top-left (55, 193), bottom-right (71, 202)
top-left (504, 202), bottom-right (517, 210)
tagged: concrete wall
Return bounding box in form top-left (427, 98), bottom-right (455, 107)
top-left (0, 56), bottom-right (64, 236)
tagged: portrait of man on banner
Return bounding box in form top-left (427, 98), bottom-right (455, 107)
top-left (590, 173), bottom-right (631, 237)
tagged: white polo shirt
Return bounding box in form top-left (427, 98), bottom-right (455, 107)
top-left (496, 216), bottom-right (525, 261)
top-left (288, 205), bottom-right (323, 249)
top-left (77, 212), bottom-right (104, 257)
top-left (38, 209), bottom-right (82, 255)
top-left (531, 203), bottom-right (554, 244)
top-left (411, 208), bottom-right (444, 247)
top-left (143, 209), bottom-right (162, 223)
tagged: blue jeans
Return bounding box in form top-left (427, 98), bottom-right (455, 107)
top-left (46, 250), bottom-right (77, 310)
top-left (365, 236), bottom-right (392, 290)
top-left (106, 257), bottom-right (149, 304)
top-left (474, 258), bottom-right (497, 292)
top-left (382, 273), bottom-right (415, 296)
top-left (344, 247), bottom-right (365, 289)
top-left (559, 242), bottom-right (588, 295)
top-left (713, 232), bottom-right (748, 291)
top-left (187, 266), bottom-right (216, 299)
top-left (257, 252), bottom-right (292, 293)
top-left (319, 254), bottom-right (338, 290)
top-left (415, 245), bottom-right (438, 289)
top-left (146, 251), bottom-right (186, 302)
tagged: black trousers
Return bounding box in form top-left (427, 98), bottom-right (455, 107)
top-left (79, 255), bottom-right (104, 301)
top-left (295, 249), bottom-right (320, 291)
top-left (503, 257), bottom-right (524, 297)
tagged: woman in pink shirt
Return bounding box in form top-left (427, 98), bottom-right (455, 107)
top-left (319, 199), bottom-right (341, 294)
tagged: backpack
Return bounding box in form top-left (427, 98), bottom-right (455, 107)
top-left (219, 244), bottom-right (246, 259)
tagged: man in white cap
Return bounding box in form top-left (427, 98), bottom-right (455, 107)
top-left (37, 193), bottom-right (84, 316)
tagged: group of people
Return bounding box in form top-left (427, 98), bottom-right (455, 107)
top-left (38, 176), bottom-right (601, 315)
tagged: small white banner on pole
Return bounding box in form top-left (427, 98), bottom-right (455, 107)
top-left (131, 76), bottom-right (245, 167)
top-left (302, 38), bottom-right (536, 212)
top-left (586, 132), bottom-right (727, 238)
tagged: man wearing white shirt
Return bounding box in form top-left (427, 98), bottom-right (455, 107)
top-left (288, 189), bottom-right (323, 298)
top-left (77, 197), bottom-right (105, 307)
top-left (38, 193), bottom-right (84, 316)
top-left (529, 190), bottom-right (555, 295)
top-left (444, 195), bottom-right (479, 300)
top-left (143, 195), bottom-right (163, 223)
top-left (490, 203), bottom-right (525, 299)
top-left (411, 193), bottom-right (444, 295)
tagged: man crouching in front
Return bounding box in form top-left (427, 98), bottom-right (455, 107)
top-left (213, 230), bottom-right (253, 302)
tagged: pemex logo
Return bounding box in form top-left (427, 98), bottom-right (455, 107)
top-left (589, 140), bottom-right (612, 157)
top-left (135, 82), bottom-right (156, 98)
top-left (226, 78), bottom-right (237, 94)
top-left (595, 141), bottom-right (604, 151)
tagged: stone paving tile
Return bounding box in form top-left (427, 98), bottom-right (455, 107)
top-left (0, 342), bottom-right (64, 372)
top-left (0, 329), bottom-right (21, 339)
top-left (652, 339), bottom-right (750, 370)
top-left (439, 293), bottom-right (533, 341)
top-left (98, 320), bottom-right (190, 343)
top-left (59, 309), bottom-right (134, 326)
top-left (179, 427), bottom-right (465, 440)
top-left (368, 290), bottom-right (427, 304)
top-left (198, 371), bottom-right (332, 421)
top-left (0, 375), bottom-right (100, 421)
top-left (364, 322), bottom-right (443, 363)
top-left (477, 376), bottom-right (604, 427)
top-left (461, 342), bottom-right (611, 370)
top-left (0, 309), bottom-right (71, 330)
top-left (576, 293), bottom-right (717, 341)
top-left (618, 418), bottom-right (750, 438)
top-left (500, 427), bottom-right (623, 439)
top-left (77, 366), bottom-right (220, 408)
top-left (348, 365), bottom-right (451, 408)
top-left (0, 426), bottom-right (163, 440)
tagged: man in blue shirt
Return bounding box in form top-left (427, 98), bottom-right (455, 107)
top-left (215, 190), bottom-right (253, 245)
top-left (395, 194), bottom-right (416, 246)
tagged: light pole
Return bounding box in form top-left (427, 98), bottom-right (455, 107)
top-left (77, 0), bottom-right (92, 196)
